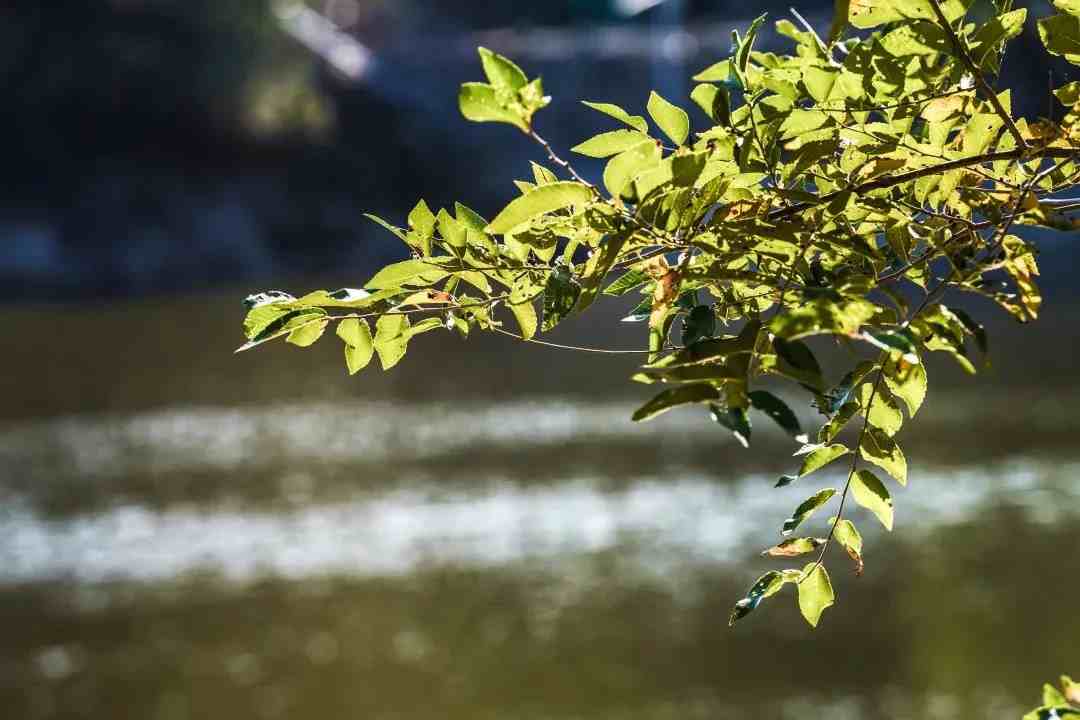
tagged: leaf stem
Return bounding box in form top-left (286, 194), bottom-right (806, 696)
top-left (528, 128), bottom-right (598, 193)
top-left (492, 326), bottom-right (657, 354)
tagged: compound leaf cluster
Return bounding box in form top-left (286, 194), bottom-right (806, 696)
top-left (239, 1), bottom-right (1080, 629)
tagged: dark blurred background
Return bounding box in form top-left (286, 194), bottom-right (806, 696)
top-left (3, 0), bottom-right (1074, 301)
top-left (1, 2), bottom-right (1077, 720)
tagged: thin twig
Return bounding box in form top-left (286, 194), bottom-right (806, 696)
top-left (789, 7), bottom-right (828, 56)
top-left (813, 88), bottom-right (968, 115)
top-left (762, 146), bottom-right (1080, 223)
top-left (529, 128), bottom-right (598, 193)
top-left (492, 326), bottom-right (657, 354)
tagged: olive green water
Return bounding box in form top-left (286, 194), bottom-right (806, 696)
top-left (1, 292), bottom-right (1077, 720)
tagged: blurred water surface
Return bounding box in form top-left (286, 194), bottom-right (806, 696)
top-left (2, 295), bottom-right (1079, 720)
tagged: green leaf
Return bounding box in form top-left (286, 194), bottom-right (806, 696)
top-left (773, 337), bottom-right (823, 380)
top-left (693, 59), bottom-right (733, 83)
top-left (408, 317), bottom-right (444, 337)
top-left (286, 317), bottom-right (328, 347)
top-left (762, 537), bottom-right (824, 558)
top-left (749, 390), bottom-right (804, 439)
top-left (860, 427), bottom-right (907, 486)
top-left (541, 266), bottom-right (581, 332)
top-left (769, 299), bottom-right (877, 341)
top-left (796, 563), bottom-right (835, 628)
top-left (1039, 13), bottom-right (1080, 65)
top-left (408, 200), bottom-right (436, 238)
top-left (647, 91), bottom-right (690, 146)
top-left (336, 318), bottom-right (374, 375)
top-left (373, 314), bottom-right (411, 370)
top-left (831, 518), bottom-right (864, 575)
top-left (1043, 684), bottom-right (1068, 707)
top-left (818, 401), bottom-right (860, 444)
top-left (804, 67), bottom-right (838, 104)
top-left (735, 14), bottom-right (767, 77)
top-left (243, 303), bottom-right (294, 341)
top-left (798, 443), bottom-right (850, 478)
top-left (879, 21), bottom-right (948, 56)
top-left (1023, 707), bottom-right (1080, 720)
top-left (883, 358), bottom-right (927, 418)
top-left (970, 9), bottom-right (1027, 72)
top-left (454, 202), bottom-right (489, 233)
top-left (861, 329), bottom-right (920, 364)
top-left (335, 317), bottom-right (368, 347)
top-left (578, 231), bottom-right (631, 312)
top-left (239, 306), bottom-right (329, 351)
top-left (682, 305), bottom-right (716, 346)
top-left (509, 299), bottom-right (538, 340)
top-left (710, 403), bottom-right (752, 448)
top-left (531, 162), bottom-right (558, 185)
top-left (780, 110), bottom-right (830, 139)
top-left (603, 140), bottom-right (663, 198)
top-left (477, 47), bottom-right (527, 92)
top-left (857, 382), bottom-right (903, 436)
top-left (1061, 675), bottom-right (1080, 705)
top-left (437, 209), bottom-right (467, 250)
top-left (728, 569), bottom-right (796, 627)
top-left (572, 130), bottom-right (651, 158)
top-left (851, 469), bottom-right (894, 531)
top-left (633, 383), bottom-right (721, 422)
top-left (486, 182), bottom-right (594, 234)
top-left (581, 101), bottom-right (649, 133)
top-left (690, 84), bottom-right (731, 125)
top-left (848, 0), bottom-right (967, 30)
top-left (366, 259), bottom-right (447, 291)
top-left (782, 488), bottom-right (837, 536)
top-left (820, 361), bottom-right (876, 414)
top-left (950, 307), bottom-right (988, 358)
top-left (603, 268), bottom-right (650, 296)
top-left (459, 82), bottom-right (529, 132)
top-left (363, 213), bottom-right (407, 242)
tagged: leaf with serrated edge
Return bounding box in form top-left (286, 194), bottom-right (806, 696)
top-left (782, 488), bottom-right (837, 536)
top-left (798, 444), bottom-right (850, 477)
top-left (859, 428), bottom-right (907, 485)
top-left (883, 357), bottom-right (927, 418)
top-left (797, 563), bottom-right (835, 628)
top-left (487, 182), bottom-right (594, 234)
top-left (762, 537), bottom-right (824, 557)
top-left (633, 384), bottom-right (720, 422)
top-left (830, 516), bottom-right (864, 575)
top-left (647, 91), bottom-right (690, 146)
top-left (851, 469), bottom-right (894, 531)
top-left (857, 382), bottom-right (903, 436)
top-left (581, 101), bottom-right (649, 132)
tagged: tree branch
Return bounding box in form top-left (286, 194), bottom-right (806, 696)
top-left (809, 361), bottom-right (887, 573)
top-left (763, 146), bottom-right (1079, 223)
top-left (929, 0), bottom-right (1027, 150)
top-left (528, 128), bottom-right (598, 193)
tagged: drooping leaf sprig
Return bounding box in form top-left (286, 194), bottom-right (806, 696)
top-left (240, 1), bottom-right (1080, 628)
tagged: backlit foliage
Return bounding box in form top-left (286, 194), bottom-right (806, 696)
top-left (240, 1), bottom-right (1080, 629)
top-left (1025, 675), bottom-right (1079, 719)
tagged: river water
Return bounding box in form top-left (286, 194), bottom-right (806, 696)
top-left (1, 294), bottom-right (1077, 720)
